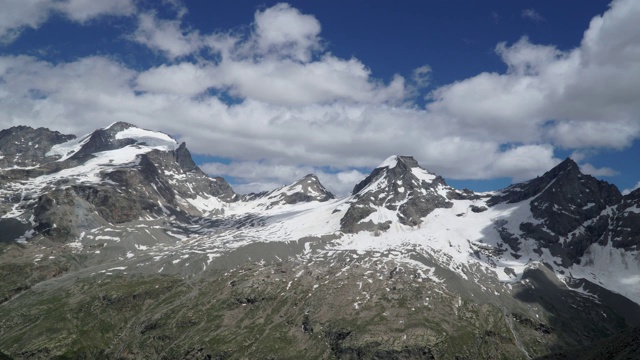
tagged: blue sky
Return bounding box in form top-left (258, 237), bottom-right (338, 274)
top-left (1, 0), bottom-right (639, 195)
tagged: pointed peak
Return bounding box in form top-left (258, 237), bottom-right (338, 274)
top-left (396, 155), bottom-right (420, 168)
top-left (292, 173), bottom-right (332, 195)
top-left (352, 155), bottom-right (443, 196)
top-left (260, 173), bottom-right (335, 206)
top-left (376, 155), bottom-right (420, 170)
top-left (104, 121), bottom-right (136, 132)
top-left (555, 157), bottom-right (579, 172)
top-left (543, 157), bottom-right (582, 180)
top-left (174, 142), bottom-right (197, 172)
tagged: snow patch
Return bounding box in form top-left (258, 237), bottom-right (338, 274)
top-left (377, 156), bottom-right (398, 169)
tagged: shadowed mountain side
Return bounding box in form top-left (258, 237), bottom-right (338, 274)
top-left (536, 326), bottom-right (640, 360)
top-left (513, 265), bottom-right (631, 350)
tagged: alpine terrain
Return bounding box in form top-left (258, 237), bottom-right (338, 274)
top-left (0, 122), bottom-right (639, 359)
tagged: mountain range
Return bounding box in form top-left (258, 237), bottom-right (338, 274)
top-left (0, 122), bottom-right (638, 359)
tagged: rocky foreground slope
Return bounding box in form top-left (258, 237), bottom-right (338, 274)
top-left (0, 123), bottom-right (639, 359)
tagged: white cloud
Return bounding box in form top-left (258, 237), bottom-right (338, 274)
top-left (132, 13), bottom-right (203, 59)
top-left (136, 62), bottom-right (213, 96)
top-left (211, 56), bottom-right (406, 106)
top-left (0, 0), bottom-right (135, 43)
top-left (130, 5), bottom-right (405, 106)
top-left (429, 0), bottom-right (640, 150)
top-left (488, 145), bottom-right (560, 182)
top-left (252, 3), bottom-right (322, 62)
top-left (579, 163), bottom-right (619, 177)
top-left (522, 9), bottom-right (545, 22)
top-left (0, 0), bottom-right (50, 43)
top-left (55, 0), bottom-right (135, 23)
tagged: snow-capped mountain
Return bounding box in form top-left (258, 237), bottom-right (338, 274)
top-left (242, 173), bottom-right (335, 210)
top-left (1, 123), bottom-right (638, 301)
top-left (1, 123), bottom-right (639, 359)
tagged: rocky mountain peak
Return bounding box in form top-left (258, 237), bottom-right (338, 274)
top-left (341, 155), bottom-right (452, 233)
top-left (251, 173), bottom-right (335, 209)
top-left (104, 121), bottom-right (136, 132)
top-left (490, 157), bottom-right (624, 265)
top-left (553, 157), bottom-right (580, 174)
top-left (47, 123), bottom-right (178, 163)
top-left (290, 174), bottom-right (334, 200)
top-left (623, 187), bottom-right (640, 202)
top-left (376, 155), bottom-right (420, 170)
top-left (490, 157), bottom-right (618, 206)
top-left (354, 156), bottom-right (446, 195)
top-left (352, 155), bottom-right (444, 196)
top-left (174, 142), bottom-right (198, 173)
top-left (0, 125), bottom-right (75, 168)
top-left (67, 128), bottom-right (135, 161)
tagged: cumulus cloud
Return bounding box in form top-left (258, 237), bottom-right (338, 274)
top-left (135, 62), bottom-right (213, 96)
top-left (0, 0), bottom-right (135, 43)
top-left (1, 1), bottom-right (640, 193)
top-left (429, 0), bottom-right (640, 150)
top-left (132, 13), bottom-right (204, 59)
top-left (56, 0), bottom-right (135, 23)
top-left (251, 3), bottom-right (322, 62)
top-left (131, 6), bottom-right (405, 105)
top-left (580, 163), bottom-right (619, 177)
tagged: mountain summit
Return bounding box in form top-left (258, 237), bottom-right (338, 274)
top-left (340, 155), bottom-right (453, 232)
top-left (244, 173), bottom-right (335, 210)
top-left (489, 157), bottom-right (624, 265)
top-left (0, 123), bottom-right (236, 242)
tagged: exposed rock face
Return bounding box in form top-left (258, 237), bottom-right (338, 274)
top-left (33, 187), bottom-right (112, 240)
top-left (604, 189), bottom-right (640, 250)
top-left (340, 156), bottom-right (453, 233)
top-left (0, 122), bottom-right (237, 242)
top-left (489, 158), bottom-right (624, 265)
top-left (142, 148), bottom-right (237, 203)
top-left (173, 142), bottom-right (198, 173)
top-left (0, 126), bottom-right (75, 168)
top-left (539, 326), bottom-right (640, 360)
top-left (288, 174), bottom-right (335, 203)
top-left (67, 122), bottom-right (138, 162)
top-left (249, 174), bottom-right (335, 209)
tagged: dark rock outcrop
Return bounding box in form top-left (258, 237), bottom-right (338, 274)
top-left (0, 125), bottom-right (75, 168)
top-left (489, 158), bottom-right (624, 264)
top-left (537, 326), bottom-right (640, 360)
top-left (341, 156), bottom-right (453, 233)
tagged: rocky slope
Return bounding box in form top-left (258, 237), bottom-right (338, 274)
top-left (0, 125), bottom-right (75, 169)
top-left (339, 156), bottom-right (456, 233)
top-left (243, 173), bottom-right (335, 210)
top-left (1, 123), bottom-right (639, 359)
